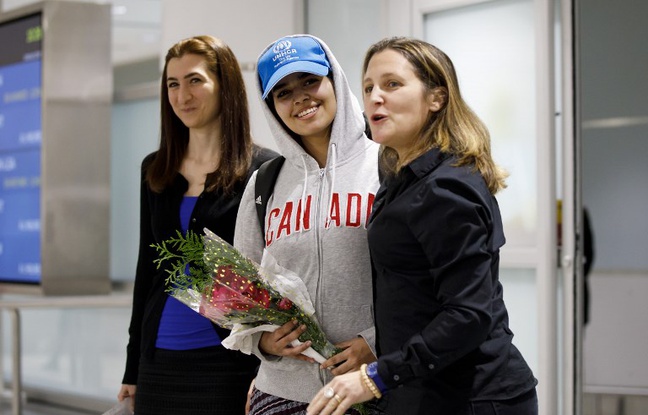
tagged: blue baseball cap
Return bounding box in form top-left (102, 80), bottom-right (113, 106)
top-left (258, 35), bottom-right (331, 99)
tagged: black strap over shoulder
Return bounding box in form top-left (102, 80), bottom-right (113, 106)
top-left (254, 156), bottom-right (285, 238)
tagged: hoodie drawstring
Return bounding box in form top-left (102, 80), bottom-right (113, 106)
top-left (300, 154), bottom-right (309, 232)
top-left (324, 143), bottom-right (337, 228)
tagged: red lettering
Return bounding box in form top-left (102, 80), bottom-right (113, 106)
top-left (346, 193), bottom-right (362, 227)
top-left (268, 193), bottom-right (375, 240)
top-left (296, 196), bottom-right (312, 231)
top-left (266, 208), bottom-right (281, 246)
top-left (277, 202), bottom-right (293, 239)
top-left (327, 194), bottom-right (341, 228)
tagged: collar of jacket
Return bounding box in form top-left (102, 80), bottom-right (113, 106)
top-left (404, 147), bottom-right (452, 179)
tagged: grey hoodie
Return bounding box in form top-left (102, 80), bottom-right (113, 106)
top-left (233, 35), bottom-right (380, 403)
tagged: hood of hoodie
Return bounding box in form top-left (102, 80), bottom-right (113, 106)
top-left (255, 34), bottom-right (368, 172)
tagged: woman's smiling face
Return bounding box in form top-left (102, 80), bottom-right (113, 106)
top-left (166, 53), bottom-right (221, 132)
top-left (271, 72), bottom-right (337, 142)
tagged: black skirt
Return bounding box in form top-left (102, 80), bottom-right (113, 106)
top-left (135, 346), bottom-right (258, 415)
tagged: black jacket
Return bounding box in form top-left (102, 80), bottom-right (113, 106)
top-left (368, 148), bottom-right (536, 414)
top-left (122, 145), bottom-right (278, 385)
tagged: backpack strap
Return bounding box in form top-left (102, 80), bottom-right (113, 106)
top-left (254, 156), bottom-right (285, 238)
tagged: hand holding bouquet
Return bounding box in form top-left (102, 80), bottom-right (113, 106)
top-left (152, 228), bottom-right (339, 362)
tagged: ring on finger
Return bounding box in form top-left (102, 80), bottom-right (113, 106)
top-left (324, 386), bottom-right (335, 399)
top-left (333, 394), bottom-right (343, 404)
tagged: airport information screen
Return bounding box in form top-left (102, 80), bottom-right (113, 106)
top-left (0, 13), bottom-right (42, 283)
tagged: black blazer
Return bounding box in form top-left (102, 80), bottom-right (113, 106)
top-left (368, 148), bottom-right (536, 413)
top-left (122, 145), bottom-right (278, 384)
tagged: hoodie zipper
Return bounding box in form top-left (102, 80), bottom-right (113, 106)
top-left (314, 167), bottom-right (326, 319)
top-left (314, 167), bottom-right (329, 384)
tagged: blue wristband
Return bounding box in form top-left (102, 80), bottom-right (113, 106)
top-left (366, 361), bottom-right (388, 393)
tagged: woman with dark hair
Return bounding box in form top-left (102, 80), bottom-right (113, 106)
top-left (308, 36), bottom-right (537, 415)
top-left (233, 34), bottom-right (381, 415)
top-left (118, 35), bottom-right (277, 415)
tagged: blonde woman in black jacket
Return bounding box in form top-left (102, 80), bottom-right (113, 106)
top-left (309, 37), bottom-right (537, 415)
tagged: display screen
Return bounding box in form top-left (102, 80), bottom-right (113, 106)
top-left (0, 13), bottom-right (42, 283)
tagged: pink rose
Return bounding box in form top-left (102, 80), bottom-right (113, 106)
top-left (277, 297), bottom-right (293, 310)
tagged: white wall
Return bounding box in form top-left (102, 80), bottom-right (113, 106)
top-left (583, 271), bottom-right (648, 395)
top-left (306, 0), bottom-right (386, 103)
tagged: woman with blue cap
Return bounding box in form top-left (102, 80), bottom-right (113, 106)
top-left (233, 35), bottom-right (381, 414)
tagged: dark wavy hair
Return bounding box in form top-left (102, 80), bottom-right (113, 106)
top-left (146, 35), bottom-right (253, 195)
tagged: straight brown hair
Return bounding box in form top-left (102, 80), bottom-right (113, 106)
top-left (147, 35), bottom-right (253, 195)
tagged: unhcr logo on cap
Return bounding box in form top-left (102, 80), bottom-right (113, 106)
top-left (272, 40), bottom-right (298, 64)
top-left (273, 40), bottom-right (292, 54)
top-left (258, 35), bottom-right (331, 99)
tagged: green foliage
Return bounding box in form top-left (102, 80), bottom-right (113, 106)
top-left (151, 230), bottom-right (212, 293)
top-left (202, 233), bottom-right (259, 280)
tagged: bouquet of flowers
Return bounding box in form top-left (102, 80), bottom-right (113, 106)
top-left (151, 228), bottom-right (339, 362)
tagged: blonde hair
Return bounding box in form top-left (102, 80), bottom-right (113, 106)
top-left (363, 37), bottom-right (507, 194)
